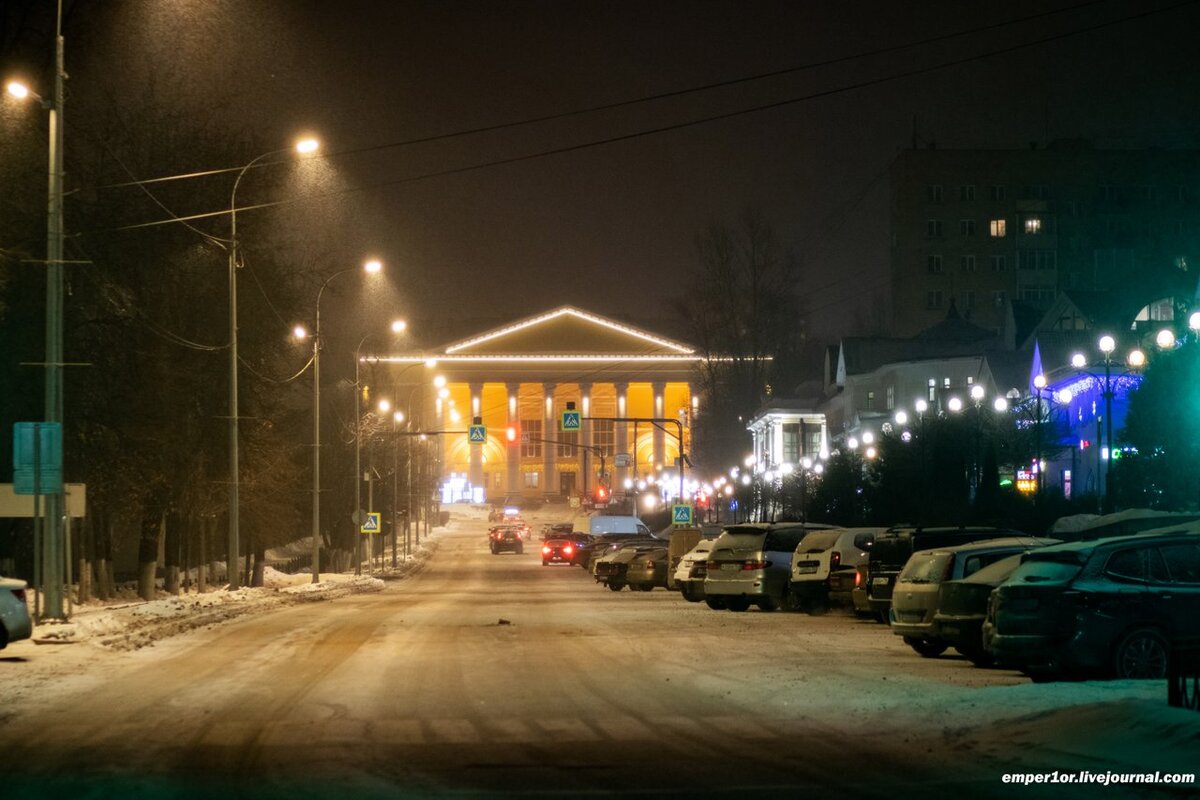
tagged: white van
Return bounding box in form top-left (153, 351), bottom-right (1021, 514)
top-left (588, 515), bottom-right (652, 537)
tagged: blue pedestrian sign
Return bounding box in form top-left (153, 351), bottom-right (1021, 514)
top-left (560, 410), bottom-right (581, 431)
top-left (468, 424), bottom-right (487, 443)
top-left (672, 504), bottom-right (693, 526)
top-left (361, 512), bottom-right (381, 534)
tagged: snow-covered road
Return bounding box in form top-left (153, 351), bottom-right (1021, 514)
top-left (3, 507), bottom-right (1197, 798)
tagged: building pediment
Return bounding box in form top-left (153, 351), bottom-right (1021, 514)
top-left (435, 306), bottom-right (693, 357)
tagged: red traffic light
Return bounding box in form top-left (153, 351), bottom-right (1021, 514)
top-left (595, 485), bottom-right (609, 501)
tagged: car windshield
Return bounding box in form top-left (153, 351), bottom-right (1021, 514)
top-left (1010, 554), bottom-right (1084, 585)
top-left (899, 553), bottom-right (950, 584)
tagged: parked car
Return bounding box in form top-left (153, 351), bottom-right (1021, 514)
top-left (851, 563), bottom-right (872, 617)
top-left (541, 522), bottom-right (576, 540)
top-left (703, 523), bottom-right (829, 612)
top-left (488, 525), bottom-right (525, 555)
top-left (579, 533), bottom-right (659, 571)
top-left (0, 574), bottom-right (32, 649)
top-left (625, 546), bottom-right (671, 591)
top-left (889, 537), bottom-right (1057, 657)
top-left (666, 525), bottom-right (720, 590)
top-left (593, 541), bottom-right (663, 591)
top-left (932, 553), bottom-right (1024, 666)
top-left (983, 528), bottom-right (1200, 680)
top-left (674, 538), bottom-right (718, 602)
top-left (866, 526), bottom-right (1026, 621)
top-left (789, 527), bottom-right (879, 614)
top-left (541, 534), bottom-right (579, 566)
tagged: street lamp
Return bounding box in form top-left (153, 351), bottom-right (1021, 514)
top-left (7, 7), bottom-right (67, 618)
top-left (1032, 374), bottom-right (1048, 499)
top-left (226, 135), bottom-right (320, 589)
top-left (296, 258), bottom-right (380, 584)
top-left (353, 318), bottom-right (407, 574)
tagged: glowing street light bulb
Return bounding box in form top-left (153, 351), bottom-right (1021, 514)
top-left (801, 457), bottom-right (813, 470)
top-left (433, 375), bottom-right (447, 388)
top-left (292, 324), bottom-right (307, 340)
top-left (364, 259), bottom-right (382, 274)
top-left (1127, 349), bottom-right (1146, 368)
top-left (391, 319), bottom-right (407, 334)
top-left (1190, 311), bottom-right (1200, 332)
top-left (1056, 389), bottom-right (1073, 404)
top-left (7, 80), bottom-right (30, 99)
top-left (862, 431), bottom-right (874, 445)
top-left (993, 397), bottom-right (1009, 412)
top-left (393, 411), bottom-right (405, 423)
top-left (947, 397), bottom-right (963, 413)
top-left (1071, 353), bottom-right (1087, 369)
top-left (378, 399), bottom-right (391, 413)
top-left (1033, 374), bottom-right (1046, 390)
top-left (970, 384), bottom-right (985, 402)
top-left (894, 410), bottom-right (908, 426)
top-left (295, 137), bottom-right (319, 154)
top-left (865, 446), bottom-right (877, 460)
top-left (1156, 329), bottom-right (1176, 349)
top-left (1098, 335), bottom-right (1116, 355)
top-left (847, 437), bottom-right (859, 450)
top-left (915, 399), bottom-right (928, 414)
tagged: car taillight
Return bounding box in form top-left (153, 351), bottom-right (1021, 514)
top-left (542, 546), bottom-right (551, 554)
top-left (12, 588), bottom-right (26, 604)
top-left (742, 560), bottom-right (769, 570)
top-left (706, 561), bottom-right (719, 571)
top-left (854, 570), bottom-right (862, 587)
top-left (563, 545), bottom-right (574, 555)
top-left (830, 551), bottom-right (841, 569)
top-left (644, 560), bottom-right (655, 569)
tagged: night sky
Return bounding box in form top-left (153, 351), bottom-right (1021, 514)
top-left (12, 0), bottom-right (1200, 353)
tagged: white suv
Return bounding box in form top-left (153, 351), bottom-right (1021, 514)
top-left (789, 528), bottom-right (879, 614)
top-left (674, 538), bottom-right (716, 602)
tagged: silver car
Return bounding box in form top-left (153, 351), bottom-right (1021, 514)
top-left (0, 574), bottom-right (32, 649)
top-left (703, 523), bottom-right (827, 612)
top-left (890, 537), bottom-right (1057, 657)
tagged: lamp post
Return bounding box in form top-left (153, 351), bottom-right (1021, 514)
top-left (226, 136), bottom-right (319, 589)
top-left (6, 5), bottom-right (66, 618)
top-left (295, 259), bottom-right (379, 583)
top-left (353, 314), bottom-right (405, 574)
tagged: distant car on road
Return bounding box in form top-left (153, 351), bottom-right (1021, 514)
top-left (0, 574), bottom-right (32, 649)
top-left (541, 535), bottom-right (578, 566)
top-left (489, 525), bottom-right (525, 555)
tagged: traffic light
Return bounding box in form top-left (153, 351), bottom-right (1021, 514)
top-left (595, 484), bottom-right (609, 503)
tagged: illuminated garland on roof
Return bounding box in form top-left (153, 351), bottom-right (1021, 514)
top-left (443, 306), bottom-right (695, 354)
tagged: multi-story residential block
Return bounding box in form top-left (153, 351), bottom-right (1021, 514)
top-left (890, 140), bottom-right (1200, 337)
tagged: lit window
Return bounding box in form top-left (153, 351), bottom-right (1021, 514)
top-left (1024, 217), bottom-right (1042, 234)
top-left (524, 471), bottom-right (540, 488)
top-left (927, 378), bottom-right (937, 402)
top-left (989, 219), bottom-right (1006, 237)
top-left (943, 377), bottom-right (951, 389)
top-left (866, 391), bottom-right (876, 411)
top-left (886, 386), bottom-right (895, 410)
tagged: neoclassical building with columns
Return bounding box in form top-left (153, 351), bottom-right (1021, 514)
top-left (374, 306), bottom-right (701, 503)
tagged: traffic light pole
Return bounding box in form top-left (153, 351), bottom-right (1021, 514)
top-left (591, 417), bottom-right (685, 502)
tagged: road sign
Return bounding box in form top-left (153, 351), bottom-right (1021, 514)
top-left (614, 453), bottom-right (631, 468)
top-left (560, 410), bottom-right (581, 431)
top-left (672, 504), bottom-right (693, 526)
top-left (13, 422), bottom-right (63, 495)
top-left (361, 511), bottom-right (381, 534)
top-left (468, 424), bottom-right (487, 443)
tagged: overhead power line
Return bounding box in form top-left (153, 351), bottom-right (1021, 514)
top-left (106, 0), bottom-right (1196, 234)
top-left (98, 0), bottom-right (1111, 191)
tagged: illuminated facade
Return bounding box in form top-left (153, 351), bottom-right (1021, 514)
top-left (374, 307), bottom-right (699, 503)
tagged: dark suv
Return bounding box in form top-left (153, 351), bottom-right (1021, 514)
top-left (866, 526), bottom-right (1025, 620)
top-left (983, 528), bottom-right (1200, 679)
top-left (489, 525), bottom-right (524, 555)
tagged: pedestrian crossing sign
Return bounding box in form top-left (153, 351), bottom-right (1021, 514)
top-left (560, 410), bottom-right (581, 431)
top-left (361, 512), bottom-right (381, 534)
top-left (468, 424), bottom-right (487, 443)
top-left (672, 504), bottom-right (693, 526)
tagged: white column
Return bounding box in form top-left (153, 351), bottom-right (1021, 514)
top-left (542, 382), bottom-right (556, 499)
top-left (506, 382), bottom-right (520, 496)
top-left (652, 381), bottom-right (666, 473)
top-left (579, 382), bottom-right (592, 495)
top-left (615, 382), bottom-right (628, 497)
